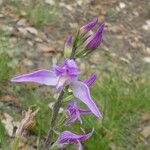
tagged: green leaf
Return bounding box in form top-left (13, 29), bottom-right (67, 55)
top-left (0, 121), bottom-right (9, 150)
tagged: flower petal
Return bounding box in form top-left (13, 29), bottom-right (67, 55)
top-left (72, 81), bottom-right (102, 118)
top-left (65, 113), bottom-right (78, 126)
top-left (56, 129), bottom-right (94, 146)
top-left (78, 109), bottom-right (92, 115)
top-left (80, 18), bottom-right (98, 35)
top-left (86, 23), bottom-right (105, 50)
top-left (77, 140), bottom-right (82, 150)
top-left (11, 69), bottom-right (58, 86)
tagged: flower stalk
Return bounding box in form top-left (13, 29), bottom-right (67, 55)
top-left (11, 18), bottom-right (105, 150)
top-left (44, 45), bottom-right (77, 149)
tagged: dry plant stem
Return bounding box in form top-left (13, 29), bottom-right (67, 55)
top-left (44, 49), bottom-right (76, 149)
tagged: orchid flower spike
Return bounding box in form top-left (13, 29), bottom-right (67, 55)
top-left (65, 100), bottom-right (91, 126)
top-left (11, 59), bottom-right (102, 118)
top-left (55, 129), bottom-right (94, 150)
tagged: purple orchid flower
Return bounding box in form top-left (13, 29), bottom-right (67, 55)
top-left (80, 18), bottom-right (98, 35)
top-left (56, 129), bottom-right (94, 150)
top-left (85, 23), bottom-right (105, 50)
top-left (65, 74), bottom-right (98, 126)
top-left (65, 100), bottom-right (91, 126)
top-left (11, 59), bottom-right (102, 118)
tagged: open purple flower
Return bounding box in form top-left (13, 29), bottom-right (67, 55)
top-left (65, 74), bottom-right (99, 126)
top-left (65, 100), bottom-right (91, 126)
top-left (85, 23), bottom-right (105, 50)
top-left (80, 18), bottom-right (98, 35)
top-left (56, 129), bottom-right (94, 150)
top-left (11, 59), bottom-right (102, 118)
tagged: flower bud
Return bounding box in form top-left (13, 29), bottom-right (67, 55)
top-left (85, 23), bottom-right (105, 51)
top-left (64, 36), bottom-right (72, 58)
top-left (80, 18), bottom-right (98, 35)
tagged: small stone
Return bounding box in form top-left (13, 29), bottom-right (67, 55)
top-left (126, 53), bottom-right (132, 60)
top-left (27, 41), bottom-right (34, 46)
top-left (26, 27), bottom-right (38, 35)
top-left (22, 59), bottom-right (33, 67)
top-left (0, 14), bottom-right (4, 17)
top-left (34, 37), bottom-right (43, 43)
top-left (119, 2), bottom-right (126, 9)
top-left (120, 57), bottom-right (130, 63)
top-left (20, 10), bottom-right (27, 16)
top-left (45, 0), bottom-right (55, 5)
top-left (18, 27), bottom-right (28, 36)
top-left (133, 11), bottom-right (139, 16)
top-left (142, 20), bottom-right (150, 31)
top-left (145, 47), bottom-right (150, 54)
top-left (143, 57), bottom-right (150, 63)
top-left (17, 18), bottom-right (27, 26)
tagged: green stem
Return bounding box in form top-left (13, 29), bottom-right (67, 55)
top-left (12, 136), bottom-right (20, 150)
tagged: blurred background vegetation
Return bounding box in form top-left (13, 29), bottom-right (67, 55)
top-left (0, 0), bottom-right (150, 150)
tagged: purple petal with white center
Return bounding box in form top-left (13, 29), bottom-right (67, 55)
top-left (84, 74), bottom-right (97, 87)
top-left (56, 129), bottom-right (94, 149)
top-left (80, 18), bottom-right (98, 35)
top-left (86, 23), bottom-right (105, 50)
top-left (72, 81), bottom-right (102, 118)
top-left (11, 69), bottom-right (59, 86)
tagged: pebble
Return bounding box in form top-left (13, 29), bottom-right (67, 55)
top-left (18, 27), bottom-right (28, 36)
top-left (26, 27), bottom-right (38, 35)
top-left (22, 59), bottom-right (33, 67)
top-left (0, 13), bottom-right (4, 17)
top-left (17, 18), bottom-right (27, 26)
top-left (119, 2), bottom-right (126, 9)
top-left (142, 20), bottom-right (150, 31)
top-left (143, 57), bottom-right (150, 63)
top-left (45, 0), bottom-right (55, 5)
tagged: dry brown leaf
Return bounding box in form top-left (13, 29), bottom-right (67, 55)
top-left (0, 95), bottom-right (16, 102)
top-left (142, 113), bottom-right (150, 122)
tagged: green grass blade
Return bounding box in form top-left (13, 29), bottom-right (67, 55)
top-left (0, 121), bottom-right (9, 150)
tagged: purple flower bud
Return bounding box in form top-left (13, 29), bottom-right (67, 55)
top-left (84, 74), bottom-right (97, 87)
top-left (80, 18), bottom-right (98, 35)
top-left (64, 36), bottom-right (72, 58)
top-left (85, 23), bottom-right (105, 50)
top-left (66, 36), bottom-right (72, 46)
